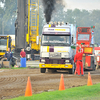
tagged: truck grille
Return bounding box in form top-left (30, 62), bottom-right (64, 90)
top-left (49, 53), bottom-right (61, 58)
top-left (49, 59), bottom-right (62, 64)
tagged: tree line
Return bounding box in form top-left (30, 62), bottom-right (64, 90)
top-left (0, 0), bottom-right (100, 44)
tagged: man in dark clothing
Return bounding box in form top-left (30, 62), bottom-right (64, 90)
top-left (5, 48), bottom-right (13, 64)
top-left (74, 49), bottom-right (84, 76)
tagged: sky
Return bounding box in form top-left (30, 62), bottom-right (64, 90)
top-left (64, 0), bottom-right (100, 10)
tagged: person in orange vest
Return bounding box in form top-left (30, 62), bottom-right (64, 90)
top-left (74, 48), bottom-right (84, 76)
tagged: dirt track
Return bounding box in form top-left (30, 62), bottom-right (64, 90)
top-left (0, 68), bottom-right (100, 100)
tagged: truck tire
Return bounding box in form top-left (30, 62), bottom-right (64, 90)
top-left (40, 68), bottom-right (46, 73)
top-left (69, 63), bottom-right (75, 74)
top-left (0, 64), bottom-right (1, 68)
top-left (91, 56), bottom-right (96, 71)
top-left (1, 62), bottom-right (3, 68)
top-left (93, 65), bottom-right (96, 71)
top-left (91, 57), bottom-right (95, 71)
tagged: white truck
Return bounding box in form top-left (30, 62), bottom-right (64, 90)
top-left (39, 22), bottom-right (76, 74)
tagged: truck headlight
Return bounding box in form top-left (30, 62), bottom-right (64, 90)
top-left (65, 65), bottom-right (68, 67)
top-left (65, 60), bottom-right (69, 62)
top-left (41, 59), bottom-right (45, 62)
top-left (42, 65), bottom-right (45, 67)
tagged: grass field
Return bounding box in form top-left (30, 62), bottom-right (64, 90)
top-left (1, 66), bottom-right (38, 69)
top-left (1, 67), bottom-right (27, 69)
top-left (7, 83), bottom-right (100, 100)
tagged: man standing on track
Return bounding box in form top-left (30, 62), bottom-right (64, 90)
top-left (74, 49), bottom-right (84, 76)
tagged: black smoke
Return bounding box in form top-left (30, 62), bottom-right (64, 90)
top-left (42, 0), bottom-right (56, 23)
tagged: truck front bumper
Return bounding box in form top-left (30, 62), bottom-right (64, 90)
top-left (39, 64), bottom-right (73, 69)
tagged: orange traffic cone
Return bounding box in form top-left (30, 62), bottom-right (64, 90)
top-left (25, 77), bottom-right (32, 96)
top-left (59, 74), bottom-right (65, 91)
top-left (87, 72), bottom-right (93, 86)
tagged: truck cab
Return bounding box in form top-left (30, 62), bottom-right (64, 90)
top-left (76, 27), bottom-right (95, 70)
top-left (0, 35), bottom-right (11, 60)
top-left (39, 22), bottom-right (76, 73)
top-left (76, 27), bottom-right (92, 52)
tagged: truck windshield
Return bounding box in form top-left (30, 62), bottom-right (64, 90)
top-left (42, 35), bottom-right (71, 46)
top-left (78, 34), bottom-right (90, 41)
top-left (0, 39), bottom-right (7, 52)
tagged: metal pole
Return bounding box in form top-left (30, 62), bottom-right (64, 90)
top-left (37, 0), bottom-right (39, 36)
top-left (27, 0), bottom-right (30, 44)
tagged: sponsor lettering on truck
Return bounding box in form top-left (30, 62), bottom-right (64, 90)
top-left (39, 22), bottom-right (76, 74)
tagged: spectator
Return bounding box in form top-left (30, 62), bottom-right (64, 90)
top-left (5, 48), bottom-right (13, 64)
top-left (20, 48), bottom-right (26, 58)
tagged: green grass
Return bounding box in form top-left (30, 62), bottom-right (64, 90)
top-left (1, 66), bottom-right (39, 69)
top-left (7, 83), bottom-right (100, 100)
top-left (1, 67), bottom-right (28, 69)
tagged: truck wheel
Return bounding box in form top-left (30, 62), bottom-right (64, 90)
top-left (93, 65), bottom-right (96, 71)
top-left (74, 63), bottom-right (76, 72)
top-left (69, 69), bottom-right (73, 74)
top-left (40, 68), bottom-right (46, 73)
top-left (1, 62), bottom-right (3, 68)
top-left (69, 63), bottom-right (75, 74)
top-left (0, 64), bottom-right (1, 68)
top-left (92, 60), bottom-right (95, 71)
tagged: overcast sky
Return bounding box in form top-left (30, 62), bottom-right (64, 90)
top-left (64, 0), bottom-right (100, 10)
